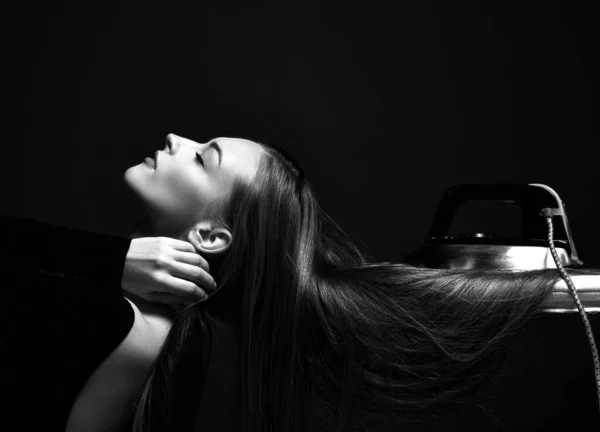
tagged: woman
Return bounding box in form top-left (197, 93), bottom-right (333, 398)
top-left (116, 133), bottom-right (598, 431)
top-left (7, 133), bottom-right (597, 431)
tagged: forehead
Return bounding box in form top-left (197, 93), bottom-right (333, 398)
top-left (213, 137), bottom-right (264, 181)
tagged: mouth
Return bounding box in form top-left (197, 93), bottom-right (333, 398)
top-left (154, 151), bottom-right (159, 168)
top-left (144, 157), bottom-right (156, 169)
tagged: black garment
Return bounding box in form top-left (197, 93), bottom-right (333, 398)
top-left (0, 214), bottom-right (135, 432)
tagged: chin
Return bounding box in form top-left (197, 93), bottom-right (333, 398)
top-left (123, 165), bottom-right (148, 199)
top-left (123, 165), bottom-right (135, 187)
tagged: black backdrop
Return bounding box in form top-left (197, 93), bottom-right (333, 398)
top-left (6, 0), bottom-right (600, 266)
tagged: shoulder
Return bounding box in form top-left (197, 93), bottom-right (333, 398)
top-left (65, 298), bottom-right (173, 432)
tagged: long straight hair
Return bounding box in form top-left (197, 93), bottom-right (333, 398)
top-left (131, 143), bottom-right (593, 431)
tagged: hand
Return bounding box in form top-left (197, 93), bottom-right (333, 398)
top-left (121, 237), bottom-right (217, 307)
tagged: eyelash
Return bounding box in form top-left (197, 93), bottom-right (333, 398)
top-left (195, 153), bottom-right (204, 167)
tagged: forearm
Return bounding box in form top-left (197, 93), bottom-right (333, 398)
top-left (0, 214), bottom-right (131, 292)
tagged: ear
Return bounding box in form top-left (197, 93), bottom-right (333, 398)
top-left (187, 220), bottom-right (232, 255)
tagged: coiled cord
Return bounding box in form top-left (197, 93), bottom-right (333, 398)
top-left (545, 216), bottom-right (600, 412)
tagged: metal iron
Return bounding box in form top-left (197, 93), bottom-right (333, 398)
top-left (403, 184), bottom-right (600, 313)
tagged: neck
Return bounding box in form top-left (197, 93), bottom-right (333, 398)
top-left (125, 291), bottom-right (173, 317)
top-left (127, 217), bottom-right (186, 241)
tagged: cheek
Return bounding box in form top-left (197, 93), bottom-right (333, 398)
top-left (158, 172), bottom-right (207, 211)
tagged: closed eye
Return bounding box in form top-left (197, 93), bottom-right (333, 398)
top-left (195, 153), bottom-right (204, 167)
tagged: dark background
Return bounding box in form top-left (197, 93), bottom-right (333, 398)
top-left (5, 0), bottom-right (599, 266)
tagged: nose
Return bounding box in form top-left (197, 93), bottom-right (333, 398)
top-left (166, 133), bottom-right (178, 154)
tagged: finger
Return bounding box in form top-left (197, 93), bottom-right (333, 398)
top-left (167, 237), bottom-right (201, 255)
top-left (168, 259), bottom-right (217, 293)
top-left (172, 248), bottom-right (211, 273)
top-left (161, 274), bottom-right (209, 300)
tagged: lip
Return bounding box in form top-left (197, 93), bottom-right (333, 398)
top-left (144, 157), bottom-right (156, 169)
top-left (154, 151), bottom-right (159, 168)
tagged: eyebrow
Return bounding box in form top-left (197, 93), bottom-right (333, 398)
top-left (209, 141), bottom-right (222, 167)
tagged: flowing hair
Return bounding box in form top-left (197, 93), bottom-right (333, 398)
top-left (130, 142), bottom-right (593, 431)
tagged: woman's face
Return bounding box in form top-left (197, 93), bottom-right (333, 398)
top-left (124, 133), bottom-right (263, 240)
